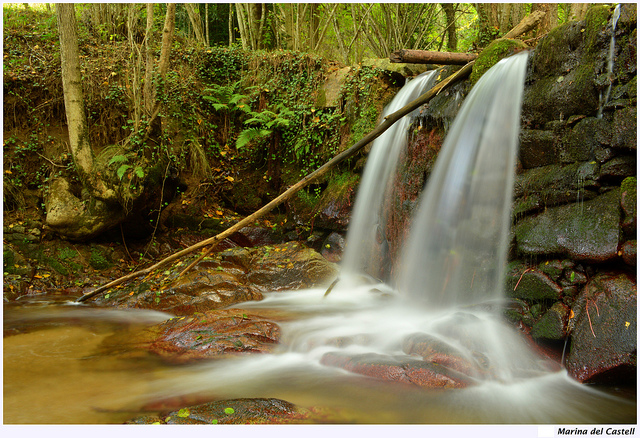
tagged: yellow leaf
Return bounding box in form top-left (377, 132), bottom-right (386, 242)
top-left (4, 170), bottom-right (12, 174)
top-left (34, 274), bottom-right (42, 279)
top-left (226, 176), bottom-right (234, 182)
top-left (216, 210), bottom-right (223, 216)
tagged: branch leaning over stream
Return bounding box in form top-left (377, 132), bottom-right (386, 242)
top-left (75, 60), bottom-right (475, 303)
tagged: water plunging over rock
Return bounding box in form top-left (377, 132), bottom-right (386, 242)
top-left (340, 69), bottom-right (440, 281)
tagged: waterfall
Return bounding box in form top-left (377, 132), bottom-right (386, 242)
top-left (143, 51), bottom-right (636, 422)
top-left (339, 70), bottom-right (439, 282)
top-left (397, 52), bottom-right (529, 309)
top-left (598, 4), bottom-right (621, 118)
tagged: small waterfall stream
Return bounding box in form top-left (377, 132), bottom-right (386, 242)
top-left (598, 3), bottom-right (622, 118)
top-left (340, 69), bottom-right (439, 281)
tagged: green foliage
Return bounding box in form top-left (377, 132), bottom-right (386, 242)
top-left (107, 154), bottom-right (145, 181)
top-left (198, 44), bottom-right (248, 84)
top-left (235, 104), bottom-right (295, 149)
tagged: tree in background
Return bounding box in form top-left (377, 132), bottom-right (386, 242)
top-left (49, 3), bottom-right (177, 240)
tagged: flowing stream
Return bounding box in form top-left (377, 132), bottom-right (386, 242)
top-left (3, 53), bottom-right (636, 425)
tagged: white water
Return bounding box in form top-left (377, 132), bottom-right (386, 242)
top-left (598, 4), bottom-right (622, 118)
top-left (340, 69), bottom-right (439, 281)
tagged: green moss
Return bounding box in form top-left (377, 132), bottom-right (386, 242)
top-left (584, 4), bottom-right (612, 52)
top-left (469, 38), bottom-right (528, 85)
top-left (621, 176), bottom-right (637, 216)
top-left (89, 247), bottom-right (112, 270)
top-left (44, 256), bottom-right (69, 275)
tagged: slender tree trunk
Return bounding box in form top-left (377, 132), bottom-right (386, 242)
top-left (441, 3), bottom-right (458, 51)
top-left (144, 3), bottom-right (155, 114)
top-left (205, 3), bottom-right (210, 46)
top-left (229, 4), bottom-right (234, 46)
top-left (56, 3), bottom-right (115, 201)
top-left (185, 3), bottom-right (206, 45)
top-left (144, 3), bottom-right (175, 141)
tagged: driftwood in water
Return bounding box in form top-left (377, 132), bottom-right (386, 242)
top-left (76, 60), bottom-right (475, 303)
top-left (390, 50), bottom-right (476, 65)
top-left (391, 10), bottom-right (546, 66)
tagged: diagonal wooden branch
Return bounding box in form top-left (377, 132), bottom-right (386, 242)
top-left (75, 60), bottom-right (475, 303)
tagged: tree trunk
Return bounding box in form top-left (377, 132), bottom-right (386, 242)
top-left (143, 3), bottom-right (155, 114)
top-left (49, 4), bottom-right (124, 240)
top-left (531, 3), bottom-right (558, 35)
top-left (185, 3), bottom-right (206, 45)
top-left (473, 3), bottom-right (526, 47)
top-left (441, 3), bottom-right (458, 51)
top-left (390, 49), bottom-right (477, 65)
top-left (569, 3), bottom-right (591, 21)
top-left (56, 3), bottom-right (114, 202)
top-left (502, 10), bottom-right (547, 39)
top-left (144, 3), bottom-right (175, 140)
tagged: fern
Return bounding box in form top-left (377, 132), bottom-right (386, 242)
top-left (117, 164), bottom-right (131, 180)
top-left (108, 154), bottom-right (129, 166)
top-left (236, 127), bottom-right (272, 149)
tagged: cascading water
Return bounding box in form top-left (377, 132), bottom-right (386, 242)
top-left (397, 53), bottom-right (528, 310)
top-left (598, 3), bottom-right (621, 118)
top-left (339, 69), bottom-right (439, 282)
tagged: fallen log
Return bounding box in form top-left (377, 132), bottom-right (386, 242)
top-left (390, 49), bottom-right (476, 65)
top-left (391, 10), bottom-right (546, 66)
top-left (76, 60), bottom-right (475, 303)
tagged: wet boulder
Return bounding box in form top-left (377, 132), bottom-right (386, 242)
top-left (505, 262), bottom-right (563, 301)
top-left (513, 161), bottom-right (600, 216)
top-left (402, 332), bottom-right (487, 378)
top-left (514, 188), bottom-right (622, 263)
top-left (246, 242), bottom-right (339, 292)
top-left (565, 272), bottom-right (637, 384)
top-left (320, 351), bottom-right (474, 389)
top-left (620, 176), bottom-right (637, 236)
top-left (321, 232), bottom-right (346, 263)
top-left (530, 302), bottom-right (572, 340)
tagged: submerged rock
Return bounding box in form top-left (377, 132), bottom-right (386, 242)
top-left (100, 309), bottom-right (281, 364)
top-left (566, 272), bottom-right (637, 384)
top-left (320, 351), bottom-right (475, 389)
top-left (130, 398), bottom-right (311, 425)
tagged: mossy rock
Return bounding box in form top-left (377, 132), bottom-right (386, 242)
top-left (583, 4), bottom-right (614, 55)
top-left (469, 38), bottom-right (528, 85)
